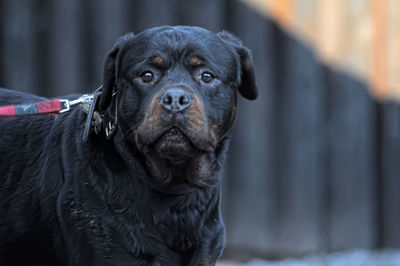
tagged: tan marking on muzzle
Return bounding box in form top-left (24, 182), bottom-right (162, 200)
top-left (136, 95), bottom-right (164, 140)
top-left (145, 96), bottom-right (164, 129)
top-left (186, 95), bottom-right (206, 131)
top-left (186, 95), bottom-right (218, 148)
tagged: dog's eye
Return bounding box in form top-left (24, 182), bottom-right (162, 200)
top-left (201, 72), bottom-right (214, 83)
top-left (140, 71), bottom-right (154, 83)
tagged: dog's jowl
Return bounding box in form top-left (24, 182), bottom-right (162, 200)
top-left (0, 26), bottom-right (257, 266)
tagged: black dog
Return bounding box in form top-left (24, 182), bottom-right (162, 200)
top-left (0, 26), bottom-right (257, 266)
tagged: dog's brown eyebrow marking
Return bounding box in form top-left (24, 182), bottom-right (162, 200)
top-left (189, 56), bottom-right (203, 66)
top-left (152, 56), bottom-right (164, 66)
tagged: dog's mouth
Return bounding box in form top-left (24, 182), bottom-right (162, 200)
top-left (152, 127), bottom-right (197, 164)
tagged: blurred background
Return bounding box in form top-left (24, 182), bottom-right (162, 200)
top-left (1, 0), bottom-right (400, 264)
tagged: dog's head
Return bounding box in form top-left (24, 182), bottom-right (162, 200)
top-left (99, 26), bottom-right (257, 188)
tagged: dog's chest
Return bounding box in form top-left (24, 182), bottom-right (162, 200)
top-left (61, 173), bottom-right (218, 263)
top-left (149, 191), bottom-right (213, 251)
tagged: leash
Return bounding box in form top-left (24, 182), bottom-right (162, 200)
top-left (0, 87), bottom-right (104, 143)
top-left (0, 95), bottom-right (94, 117)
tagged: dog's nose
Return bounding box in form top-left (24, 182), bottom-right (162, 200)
top-left (160, 89), bottom-right (192, 112)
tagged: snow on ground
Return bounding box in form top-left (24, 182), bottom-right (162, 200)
top-left (218, 249), bottom-right (400, 266)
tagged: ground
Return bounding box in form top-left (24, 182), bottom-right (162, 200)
top-left (218, 249), bottom-right (400, 266)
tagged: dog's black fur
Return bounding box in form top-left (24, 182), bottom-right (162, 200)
top-left (0, 26), bottom-right (257, 266)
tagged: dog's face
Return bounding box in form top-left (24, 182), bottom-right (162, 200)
top-left (100, 26), bottom-right (257, 187)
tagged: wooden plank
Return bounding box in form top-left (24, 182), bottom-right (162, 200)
top-left (386, 0), bottom-right (400, 98)
top-left (222, 1), bottom-right (279, 256)
top-left (130, 0), bottom-right (179, 33)
top-left (179, 0), bottom-right (225, 32)
top-left (30, 0), bottom-right (53, 97)
top-left (269, 0), bottom-right (293, 28)
top-left (293, 0), bottom-right (317, 42)
top-left (270, 30), bottom-right (327, 255)
top-left (380, 102), bottom-right (400, 247)
top-left (326, 70), bottom-right (377, 250)
top-left (1, 0), bottom-right (36, 94)
top-left (47, 0), bottom-right (83, 96)
top-left (88, 0), bottom-right (127, 91)
top-left (315, 0), bottom-right (345, 64)
top-left (371, 0), bottom-right (388, 98)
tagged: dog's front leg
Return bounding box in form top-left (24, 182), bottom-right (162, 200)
top-left (188, 237), bottom-right (224, 266)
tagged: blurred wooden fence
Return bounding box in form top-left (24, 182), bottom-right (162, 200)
top-left (241, 0), bottom-right (400, 100)
top-left (0, 0), bottom-right (400, 260)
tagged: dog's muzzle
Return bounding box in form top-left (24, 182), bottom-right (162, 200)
top-left (135, 86), bottom-right (216, 162)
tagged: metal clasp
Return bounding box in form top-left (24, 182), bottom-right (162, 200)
top-left (59, 95), bottom-right (94, 113)
top-left (59, 99), bottom-right (70, 113)
top-left (70, 95), bottom-right (94, 106)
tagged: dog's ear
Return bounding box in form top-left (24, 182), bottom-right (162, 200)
top-left (99, 33), bottom-right (134, 111)
top-left (217, 31), bottom-right (258, 100)
top-left (98, 46), bottom-right (119, 111)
